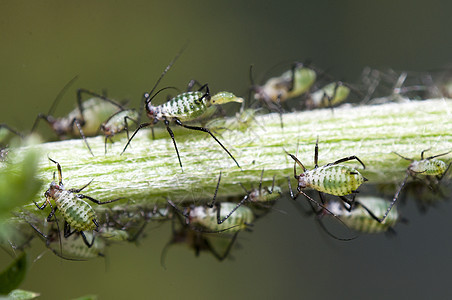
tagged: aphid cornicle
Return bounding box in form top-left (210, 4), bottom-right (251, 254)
top-left (33, 158), bottom-right (121, 247)
top-left (100, 108), bottom-right (139, 154)
top-left (326, 196), bottom-right (400, 234)
top-left (31, 76), bottom-right (125, 156)
top-left (287, 138), bottom-right (368, 209)
top-left (376, 149), bottom-right (451, 222)
top-left (121, 51), bottom-right (243, 170)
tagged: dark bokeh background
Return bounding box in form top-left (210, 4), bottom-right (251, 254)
top-left (1, 1), bottom-right (452, 299)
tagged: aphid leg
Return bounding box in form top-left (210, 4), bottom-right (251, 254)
top-left (420, 148), bottom-right (431, 159)
top-left (318, 192), bottom-right (326, 204)
top-left (68, 179), bottom-right (94, 193)
top-left (70, 118), bottom-right (94, 156)
top-left (314, 137), bottom-right (319, 167)
top-left (287, 176), bottom-right (299, 200)
top-left (215, 195), bottom-right (249, 225)
top-left (207, 172), bottom-right (222, 208)
top-left (392, 152), bottom-right (414, 161)
top-left (31, 76), bottom-right (79, 133)
top-left (377, 172), bottom-right (410, 223)
top-left (269, 174), bottom-right (276, 194)
top-left (327, 155), bottom-right (366, 170)
top-left (425, 150), bottom-right (452, 160)
top-left (121, 122), bottom-right (152, 155)
top-left (167, 199), bottom-right (190, 222)
top-left (164, 119), bottom-right (183, 171)
top-left (339, 195), bottom-right (355, 211)
top-left (76, 194), bottom-right (122, 205)
top-left (123, 116), bottom-right (139, 141)
top-left (48, 157), bottom-right (63, 185)
top-left (0, 124), bottom-right (23, 139)
top-left (208, 231), bottom-right (239, 261)
top-left (174, 119), bottom-right (241, 169)
top-left (76, 88), bottom-right (124, 116)
top-left (80, 231), bottom-right (95, 248)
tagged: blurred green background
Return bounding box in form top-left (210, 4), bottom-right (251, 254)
top-left (1, 1), bottom-right (452, 299)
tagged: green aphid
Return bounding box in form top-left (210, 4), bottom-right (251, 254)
top-left (100, 108), bottom-right (139, 154)
top-left (376, 149), bottom-right (451, 223)
top-left (240, 169), bottom-right (282, 204)
top-left (305, 81), bottom-right (350, 109)
top-left (32, 76), bottom-right (124, 156)
top-left (33, 158), bottom-right (121, 247)
top-left (326, 196), bottom-right (400, 234)
top-left (122, 84), bottom-right (243, 170)
top-left (252, 62), bottom-right (316, 107)
top-left (287, 138), bottom-right (367, 209)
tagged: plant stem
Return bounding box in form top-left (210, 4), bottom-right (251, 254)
top-left (16, 99), bottom-right (452, 211)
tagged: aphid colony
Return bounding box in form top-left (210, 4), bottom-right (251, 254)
top-left (2, 52), bottom-right (451, 262)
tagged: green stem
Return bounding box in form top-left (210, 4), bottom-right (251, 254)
top-left (16, 99), bottom-right (452, 212)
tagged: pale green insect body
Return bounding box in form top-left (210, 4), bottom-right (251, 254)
top-left (327, 197), bottom-right (399, 233)
top-left (300, 165), bottom-right (366, 196)
top-left (255, 65), bottom-right (317, 103)
top-left (52, 98), bottom-right (121, 137)
top-left (409, 159), bottom-right (448, 176)
top-left (101, 109), bottom-right (139, 136)
top-left (47, 184), bottom-right (97, 232)
top-left (190, 203), bottom-right (254, 232)
top-left (249, 186), bottom-right (282, 203)
top-left (50, 231), bottom-right (105, 259)
top-left (148, 91), bottom-right (243, 123)
top-left (306, 82), bottom-right (350, 108)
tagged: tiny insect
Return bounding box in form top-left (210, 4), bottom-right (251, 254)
top-left (376, 149), bottom-right (451, 222)
top-left (33, 157), bottom-right (121, 247)
top-left (250, 62), bottom-right (317, 111)
top-left (305, 81), bottom-right (351, 109)
top-left (100, 108), bottom-right (139, 154)
top-left (29, 221), bottom-right (105, 260)
top-left (287, 138), bottom-right (368, 209)
top-left (326, 196), bottom-right (400, 234)
top-left (239, 169), bottom-right (282, 205)
top-left (121, 52), bottom-right (243, 170)
top-left (31, 76), bottom-right (125, 156)
top-left (167, 173), bottom-right (255, 233)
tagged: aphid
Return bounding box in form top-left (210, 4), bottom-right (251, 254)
top-left (240, 169), bottom-right (282, 205)
top-left (167, 173), bottom-right (255, 233)
top-left (305, 81), bottom-right (351, 109)
top-left (33, 157), bottom-right (121, 247)
top-left (376, 149), bottom-right (451, 222)
top-left (326, 196), bottom-right (400, 234)
top-left (29, 222), bottom-right (105, 260)
top-left (31, 76), bottom-right (124, 155)
top-left (287, 138), bottom-right (368, 209)
top-left (100, 108), bottom-right (139, 154)
top-left (121, 54), bottom-right (243, 170)
top-left (251, 62), bottom-right (317, 110)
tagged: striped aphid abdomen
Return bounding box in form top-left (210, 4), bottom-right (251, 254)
top-left (56, 191), bottom-right (97, 232)
top-left (329, 197), bottom-right (399, 233)
top-left (306, 165), bottom-right (365, 196)
top-left (191, 203), bottom-right (254, 233)
top-left (160, 91), bottom-right (211, 122)
top-left (409, 159), bottom-right (448, 176)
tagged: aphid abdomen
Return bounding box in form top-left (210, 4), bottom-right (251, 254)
top-left (410, 159), bottom-right (447, 176)
top-left (56, 192), bottom-right (97, 231)
top-left (307, 165), bottom-right (365, 196)
top-left (161, 92), bottom-right (209, 122)
top-left (192, 203), bottom-right (254, 232)
top-left (51, 232), bottom-right (105, 259)
top-left (335, 197), bottom-right (399, 233)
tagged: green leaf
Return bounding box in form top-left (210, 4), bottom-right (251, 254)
top-left (0, 253), bottom-right (28, 294)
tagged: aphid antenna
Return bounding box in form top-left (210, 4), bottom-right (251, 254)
top-left (31, 75), bottom-right (79, 133)
top-left (144, 44), bottom-right (188, 105)
top-left (285, 151), bottom-right (307, 175)
top-left (392, 151), bottom-right (414, 161)
top-left (424, 150), bottom-right (452, 160)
